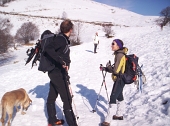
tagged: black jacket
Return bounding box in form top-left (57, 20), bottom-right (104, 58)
top-left (45, 32), bottom-right (71, 69)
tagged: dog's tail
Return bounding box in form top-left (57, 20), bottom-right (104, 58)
top-left (0, 102), bottom-right (2, 122)
top-left (0, 103), bottom-right (2, 116)
top-left (0, 99), bottom-right (7, 124)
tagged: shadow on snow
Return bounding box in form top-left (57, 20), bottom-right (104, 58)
top-left (76, 84), bottom-right (108, 124)
top-left (29, 82), bottom-right (67, 126)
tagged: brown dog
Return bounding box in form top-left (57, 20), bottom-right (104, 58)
top-left (0, 88), bottom-right (32, 126)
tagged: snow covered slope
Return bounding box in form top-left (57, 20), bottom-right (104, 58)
top-left (0, 0), bottom-right (169, 126)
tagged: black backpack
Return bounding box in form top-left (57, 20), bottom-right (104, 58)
top-left (121, 54), bottom-right (139, 84)
top-left (38, 34), bottom-right (56, 73)
top-left (25, 31), bottom-right (69, 73)
top-left (25, 31), bottom-right (56, 72)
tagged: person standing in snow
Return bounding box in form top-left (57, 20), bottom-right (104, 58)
top-left (43, 19), bottom-right (78, 126)
top-left (93, 32), bottom-right (99, 53)
top-left (101, 39), bottom-right (128, 126)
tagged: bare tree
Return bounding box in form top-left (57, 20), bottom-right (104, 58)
top-left (102, 24), bottom-right (114, 38)
top-left (62, 11), bottom-right (68, 20)
top-left (15, 22), bottom-right (39, 44)
top-left (0, 0), bottom-right (16, 5)
top-left (0, 17), bottom-right (13, 54)
top-left (0, 17), bottom-right (13, 33)
top-left (69, 22), bottom-right (83, 46)
top-left (155, 18), bottom-right (164, 30)
top-left (156, 6), bottom-right (170, 29)
top-left (160, 6), bottom-right (170, 24)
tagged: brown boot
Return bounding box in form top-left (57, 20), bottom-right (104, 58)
top-left (101, 122), bottom-right (110, 126)
top-left (113, 115), bottom-right (123, 120)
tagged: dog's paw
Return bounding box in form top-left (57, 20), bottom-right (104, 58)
top-left (21, 111), bottom-right (26, 115)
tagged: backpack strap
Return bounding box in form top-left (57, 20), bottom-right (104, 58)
top-left (57, 34), bottom-right (69, 45)
top-left (41, 34), bottom-right (56, 52)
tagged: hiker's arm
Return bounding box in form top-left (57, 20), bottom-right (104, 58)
top-left (46, 47), bottom-right (66, 66)
top-left (45, 37), bottom-right (66, 66)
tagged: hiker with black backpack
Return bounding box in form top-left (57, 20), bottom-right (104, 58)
top-left (40, 20), bottom-right (78, 126)
top-left (101, 39), bottom-right (128, 126)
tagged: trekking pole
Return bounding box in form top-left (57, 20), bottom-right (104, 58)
top-left (138, 65), bottom-right (143, 93)
top-left (66, 74), bottom-right (79, 125)
top-left (69, 85), bottom-right (79, 120)
top-left (101, 70), bottom-right (110, 102)
top-left (92, 64), bottom-right (108, 113)
top-left (63, 72), bottom-right (79, 126)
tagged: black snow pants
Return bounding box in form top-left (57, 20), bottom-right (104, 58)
top-left (94, 44), bottom-right (98, 53)
top-left (47, 68), bottom-right (77, 126)
top-left (109, 77), bottom-right (125, 104)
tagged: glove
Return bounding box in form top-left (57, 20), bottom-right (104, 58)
top-left (106, 60), bottom-right (111, 67)
top-left (105, 60), bottom-right (113, 73)
top-left (65, 73), bottom-right (71, 85)
top-left (58, 56), bottom-right (66, 66)
top-left (100, 66), bottom-right (106, 71)
top-left (105, 66), bottom-right (113, 73)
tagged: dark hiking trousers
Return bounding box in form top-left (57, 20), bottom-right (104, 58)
top-left (109, 77), bottom-right (125, 104)
top-left (94, 44), bottom-right (98, 53)
top-left (47, 68), bottom-right (77, 126)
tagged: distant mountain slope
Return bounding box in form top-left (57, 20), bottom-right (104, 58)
top-left (0, 0), bottom-right (158, 38)
top-left (0, 0), bottom-right (157, 24)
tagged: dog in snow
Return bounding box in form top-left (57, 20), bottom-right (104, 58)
top-left (0, 88), bottom-right (32, 126)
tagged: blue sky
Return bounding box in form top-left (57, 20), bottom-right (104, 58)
top-left (93, 0), bottom-right (170, 16)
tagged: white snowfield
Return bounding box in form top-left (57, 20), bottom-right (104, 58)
top-left (0, 0), bottom-right (170, 126)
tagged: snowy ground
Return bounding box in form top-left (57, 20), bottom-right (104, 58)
top-left (0, 25), bottom-right (170, 126)
top-left (0, 0), bottom-right (170, 126)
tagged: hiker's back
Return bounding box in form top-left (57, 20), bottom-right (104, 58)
top-left (38, 32), bottom-right (56, 72)
top-left (39, 32), bottom-right (71, 72)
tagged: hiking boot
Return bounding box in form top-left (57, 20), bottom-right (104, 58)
top-left (101, 122), bottom-right (110, 126)
top-left (112, 115), bottom-right (123, 120)
top-left (54, 119), bottom-right (65, 125)
top-left (48, 119), bottom-right (65, 126)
